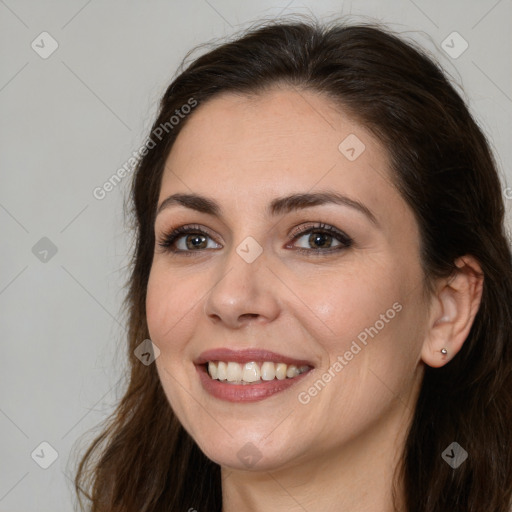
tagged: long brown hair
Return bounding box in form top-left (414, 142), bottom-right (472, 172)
top-left (73, 18), bottom-right (512, 511)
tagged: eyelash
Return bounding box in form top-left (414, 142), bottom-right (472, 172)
top-left (156, 222), bottom-right (354, 257)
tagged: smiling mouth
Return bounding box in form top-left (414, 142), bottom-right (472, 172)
top-left (194, 348), bottom-right (315, 402)
top-left (205, 361), bottom-right (312, 384)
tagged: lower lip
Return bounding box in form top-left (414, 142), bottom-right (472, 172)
top-left (196, 364), bottom-right (312, 402)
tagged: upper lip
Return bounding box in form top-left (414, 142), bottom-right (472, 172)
top-left (195, 348), bottom-right (314, 367)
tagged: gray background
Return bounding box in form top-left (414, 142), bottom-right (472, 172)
top-left (0, 0), bottom-right (510, 510)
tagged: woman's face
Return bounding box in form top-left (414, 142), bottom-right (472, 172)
top-left (146, 87), bottom-right (430, 471)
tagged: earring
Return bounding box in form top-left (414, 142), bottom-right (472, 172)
top-left (441, 348), bottom-right (448, 355)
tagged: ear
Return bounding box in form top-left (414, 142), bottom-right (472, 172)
top-left (421, 256), bottom-right (484, 368)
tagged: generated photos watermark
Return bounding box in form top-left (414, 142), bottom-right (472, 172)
top-left (298, 301), bottom-right (403, 405)
top-left (93, 97), bottom-right (198, 200)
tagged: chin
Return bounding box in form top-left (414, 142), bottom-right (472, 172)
top-left (191, 426), bottom-right (304, 473)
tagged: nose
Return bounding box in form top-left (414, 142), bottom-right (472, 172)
top-left (203, 244), bottom-right (281, 329)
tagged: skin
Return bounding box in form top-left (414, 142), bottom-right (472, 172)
top-left (146, 86), bottom-right (483, 511)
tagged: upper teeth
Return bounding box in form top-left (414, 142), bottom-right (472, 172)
top-left (208, 361), bottom-right (309, 383)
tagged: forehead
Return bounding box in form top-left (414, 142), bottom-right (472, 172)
top-left (159, 87), bottom-right (401, 225)
top-left (167, 87), bottom-right (383, 171)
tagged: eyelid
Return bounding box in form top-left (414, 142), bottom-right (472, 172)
top-left (288, 222), bottom-right (352, 243)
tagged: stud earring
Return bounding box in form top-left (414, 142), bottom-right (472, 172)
top-left (441, 348), bottom-right (448, 355)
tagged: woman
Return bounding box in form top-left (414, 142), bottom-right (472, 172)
top-left (74, 18), bottom-right (512, 511)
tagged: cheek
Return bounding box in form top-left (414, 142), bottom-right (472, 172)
top-left (340, 290), bottom-right (423, 399)
top-left (146, 272), bottom-right (167, 342)
top-left (146, 263), bottom-right (216, 367)
top-left (146, 265), bottom-right (191, 346)
top-left (146, 265), bottom-right (201, 425)
top-left (303, 261), bottom-right (401, 345)
top-left (301, 261), bottom-right (421, 393)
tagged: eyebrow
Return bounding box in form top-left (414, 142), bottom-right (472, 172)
top-left (156, 191), bottom-right (378, 226)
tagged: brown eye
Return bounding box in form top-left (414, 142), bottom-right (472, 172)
top-left (183, 233), bottom-right (208, 250)
top-left (157, 224), bottom-right (221, 254)
top-left (289, 223), bottom-right (353, 255)
top-left (304, 231), bottom-right (336, 249)
top-left (157, 222), bottom-right (353, 256)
